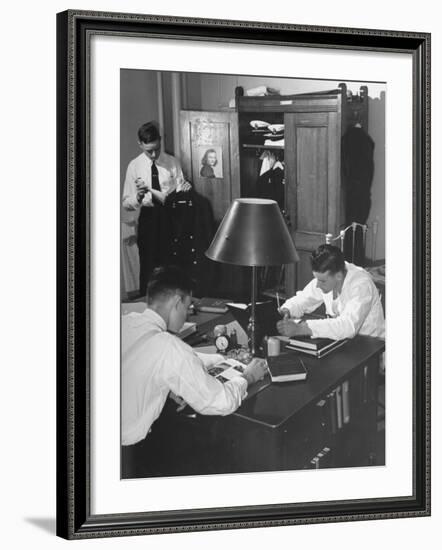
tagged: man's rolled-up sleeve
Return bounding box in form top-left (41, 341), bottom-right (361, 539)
top-left (162, 338), bottom-right (247, 415)
top-left (281, 279), bottom-right (323, 318)
top-left (122, 163), bottom-right (141, 211)
top-left (306, 283), bottom-right (373, 340)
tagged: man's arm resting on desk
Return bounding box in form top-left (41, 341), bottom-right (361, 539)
top-left (162, 335), bottom-right (267, 415)
top-left (306, 285), bottom-right (374, 340)
top-left (277, 319), bottom-right (313, 338)
top-left (241, 358), bottom-right (268, 386)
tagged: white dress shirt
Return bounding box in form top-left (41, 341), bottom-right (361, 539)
top-left (122, 308), bottom-right (248, 446)
top-left (122, 151), bottom-right (185, 211)
top-left (281, 262), bottom-right (385, 340)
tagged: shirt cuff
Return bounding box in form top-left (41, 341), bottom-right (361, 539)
top-left (231, 376), bottom-right (248, 399)
top-left (123, 196), bottom-right (141, 210)
top-left (196, 352), bottom-right (224, 369)
top-left (281, 299), bottom-right (303, 318)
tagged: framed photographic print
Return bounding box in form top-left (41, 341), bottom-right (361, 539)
top-left (56, 9), bottom-right (430, 539)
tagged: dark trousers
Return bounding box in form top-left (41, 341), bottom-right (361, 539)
top-left (121, 400), bottom-right (225, 479)
top-left (137, 205), bottom-right (170, 296)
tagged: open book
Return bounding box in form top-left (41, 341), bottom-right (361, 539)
top-left (207, 358), bottom-right (270, 399)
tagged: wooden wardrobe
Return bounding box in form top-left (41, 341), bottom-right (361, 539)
top-left (180, 83), bottom-right (369, 300)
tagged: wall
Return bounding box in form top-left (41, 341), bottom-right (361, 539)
top-left (120, 69), bottom-right (159, 187)
top-left (2, 1), bottom-right (439, 550)
top-left (185, 73), bottom-right (386, 260)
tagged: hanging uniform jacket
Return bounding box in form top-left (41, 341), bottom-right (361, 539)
top-left (341, 126), bottom-right (375, 265)
top-left (256, 166), bottom-right (285, 210)
top-left (165, 189), bottom-right (215, 295)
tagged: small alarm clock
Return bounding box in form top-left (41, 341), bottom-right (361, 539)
top-left (214, 334), bottom-right (230, 353)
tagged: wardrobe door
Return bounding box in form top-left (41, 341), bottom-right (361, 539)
top-left (180, 110), bottom-right (247, 299)
top-left (284, 111), bottom-right (341, 293)
top-left (180, 111), bottom-right (240, 223)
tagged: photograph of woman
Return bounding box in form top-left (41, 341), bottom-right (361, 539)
top-left (199, 147), bottom-right (223, 178)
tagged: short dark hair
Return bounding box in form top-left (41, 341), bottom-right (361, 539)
top-left (146, 266), bottom-right (195, 305)
top-left (137, 122), bottom-right (161, 144)
top-left (310, 244), bottom-right (345, 274)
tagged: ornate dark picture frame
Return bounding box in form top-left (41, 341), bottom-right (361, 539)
top-left (56, 9), bottom-right (430, 540)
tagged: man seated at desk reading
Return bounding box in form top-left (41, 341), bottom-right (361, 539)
top-left (122, 266), bottom-right (267, 449)
top-left (277, 244), bottom-right (385, 341)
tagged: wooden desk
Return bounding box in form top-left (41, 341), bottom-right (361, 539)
top-left (145, 310), bottom-right (385, 477)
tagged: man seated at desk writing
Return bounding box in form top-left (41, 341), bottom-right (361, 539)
top-left (277, 244), bottom-right (385, 341)
top-left (122, 266), bottom-right (267, 476)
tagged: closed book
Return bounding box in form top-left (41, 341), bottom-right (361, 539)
top-left (286, 338), bottom-right (347, 359)
top-left (335, 385), bottom-right (343, 429)
top-left (342, 380), bottom-right (350, 424)
top-left (195, 297), bottom-right (229, 313)
top-left (178, 322), bottom-right (197, 339)
top-left (267, 352), bottom-right (307, 383)
top-left (287, 335), bottom-right (335, 351)
top-left (328, 391), bottom-right (338, 435)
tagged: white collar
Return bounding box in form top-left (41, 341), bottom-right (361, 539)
top-left (142, 307), bottom-right (167, 331)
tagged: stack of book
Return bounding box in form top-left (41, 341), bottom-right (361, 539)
top-left (315, 380), bottom-right (351, 437)
top-left (284, 336), bottom-right (348, 358)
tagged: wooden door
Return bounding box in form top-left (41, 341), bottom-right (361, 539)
top-left (284, 111), bottom-right (341, 294)
top-left (180, 111), bottom-right (248, 299)
top-left (180, 111), bottom-right (240, 223)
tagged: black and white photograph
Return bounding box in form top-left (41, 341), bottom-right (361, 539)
top-left (120, 69), bottom-right (387, 480)
top-left (199, 146), bottom-right (223, 178)
top-left (54, 8), bottom-right (431, 541)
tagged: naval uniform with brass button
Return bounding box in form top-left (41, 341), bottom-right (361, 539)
top-left (165, 189), bottom-right (215, 296)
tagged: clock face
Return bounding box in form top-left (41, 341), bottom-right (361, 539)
top-left (215, 335), bottom-right (229, 351)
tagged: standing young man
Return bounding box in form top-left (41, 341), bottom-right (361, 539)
top-left (122, 122), bottom-right (191, 295)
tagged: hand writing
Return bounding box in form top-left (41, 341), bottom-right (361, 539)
top-left (277, 319), bottom-right (310, 338)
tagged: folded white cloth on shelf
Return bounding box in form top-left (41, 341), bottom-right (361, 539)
top-left (264, 138), bottom-right (284, 146)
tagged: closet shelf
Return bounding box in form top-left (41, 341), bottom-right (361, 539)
top-left (242, 143), bottom-right (284, 150)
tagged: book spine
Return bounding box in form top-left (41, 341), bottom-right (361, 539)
top-left (286, 345), bottom-right (316, 356)
top-left (362, 365), bottom-right (369, 404)
top-left (335, 385), bottom-right (343, 429)
top-left (342, 380), bottom-right (350, 424)
top-left (288, 339), bottom-right (317, 350)
top-left (322, 446), bottom-right (331, 467)
top-left (197, 306), bottom-right (228, 313)
top-left (309, 446), bottom-right (332, 470)
top-left (316, 399), bottom-right (327, 438)
top-left (328, 391), bottom-right (337, 435)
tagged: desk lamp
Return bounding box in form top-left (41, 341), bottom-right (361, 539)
top-left (205, 198), bottom-right (299, 355)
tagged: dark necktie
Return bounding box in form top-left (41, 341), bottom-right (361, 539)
top-left (151, 161), bottom-right (161, 191)
top-left (151, 160), bottom-right (161, 205)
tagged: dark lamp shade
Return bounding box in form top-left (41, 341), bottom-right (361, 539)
top-left (205, 198), bottom-right (299, 266)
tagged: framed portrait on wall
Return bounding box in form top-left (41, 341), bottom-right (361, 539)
top-left (56, 10), bottom-right (430, 539)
